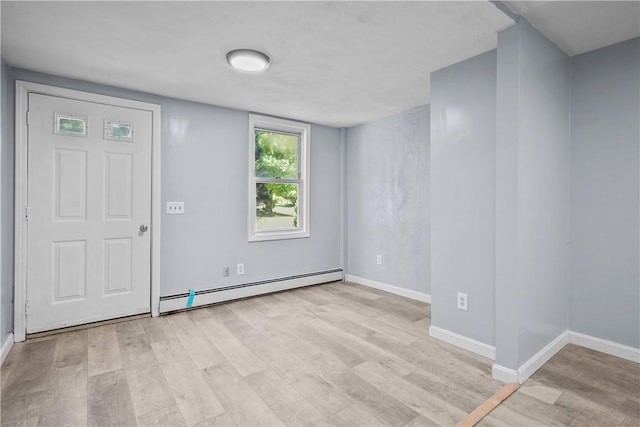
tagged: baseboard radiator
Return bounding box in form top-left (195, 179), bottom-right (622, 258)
top-left (159, 269), bottom-right (343, 313)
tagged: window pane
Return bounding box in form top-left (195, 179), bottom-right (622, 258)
top-left (105, 121), bottom-right (133, 140)
top-left (256, 183), bottom-right (299, 231)
top-left (55, 114), bottom-right (87, 136)
top-left (255, 130), bottom-right (298, 179)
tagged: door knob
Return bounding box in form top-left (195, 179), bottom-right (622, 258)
top-left (139, 225), bottom-right (149, 233)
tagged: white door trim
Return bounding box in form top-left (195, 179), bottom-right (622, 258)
top-left (14, 81), bottom-right (161, 342)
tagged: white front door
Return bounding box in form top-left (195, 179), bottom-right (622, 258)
top-left (26, 93), bottom-right (152, 333)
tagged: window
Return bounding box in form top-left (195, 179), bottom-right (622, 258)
top-left (54, 113), bottom-right (87, 136)
top-left (104, 120), bottom-right (133, 141)
top-left (249, 114), bottom-right (310, 241)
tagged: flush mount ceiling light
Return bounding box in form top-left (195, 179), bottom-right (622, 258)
top-left (226, 49), bottom-right (270, 73)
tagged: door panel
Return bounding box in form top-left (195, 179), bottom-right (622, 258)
top-left (104, 238), bottom-right (132, 294)
top-left (54, 149), bottom-right (87, 220)
top-left (26, 93), bottom-right (152, 333)
top-left (53, 240), bottom-right (86, 301)
top-left (104, 153), bottom-right (133, 219)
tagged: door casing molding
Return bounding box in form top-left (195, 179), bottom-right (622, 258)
top-left (14, 80), bottom-right (162, 342)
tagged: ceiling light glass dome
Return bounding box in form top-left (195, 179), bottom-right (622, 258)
top-left (226, 49), bottom-right (270, 72)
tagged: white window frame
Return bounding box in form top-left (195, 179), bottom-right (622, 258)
top-left (248, 114), bottom-right (310, 242)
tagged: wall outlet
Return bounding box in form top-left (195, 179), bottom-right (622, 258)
top-left (237, 263), bottom-right (245, 275)
top-left (376, 254), bottom-right (383, 265)
top-left (457, 292), bottom-right (468, 311)
top-left (223, 266), bottom-right (230, 277)
top-left (167, 201), bottom-right (185, 214)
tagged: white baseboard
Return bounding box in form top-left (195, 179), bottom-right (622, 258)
top-left (429, 325), bottom-right (496, 360)
top-left (518, 330), bottom-right (570, 383)
top-left (344, 274), bottom-right (431, 303)
top-left (492, 330), bottom-right (571, 384)
top-left (491, 364), bottom-right (518, 383)
top-left (160, 270), bottom-right (343, 313)
top-left (1, 333), bottom-right (14, 366)
top-left (492, 330), bottom-right (639, 384)
top-left (569, 331), bottom-right (640, 363)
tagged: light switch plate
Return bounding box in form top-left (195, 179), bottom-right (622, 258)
top-left (167, 201), bottom-right (184, 214)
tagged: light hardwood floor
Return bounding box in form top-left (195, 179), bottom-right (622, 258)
top-left (1, 281), bottom-right (638, 426)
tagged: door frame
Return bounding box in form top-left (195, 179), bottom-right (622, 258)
top-left (14, 81), bottom-right (162, 342)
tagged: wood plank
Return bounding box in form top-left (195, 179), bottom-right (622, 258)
top-left (533, 365), bottom-right (638, 415)
top-left (518, 380), bottom-right (564, 405)
top-left (403, 414), bottom-right (440, 427)
top-left (116, 319), bottom-right (158, 369)
top-left (87, 369), bottom-right (137, 427)
top-left (151, 340), bottom-right (226, 426)
top-left (331, 370), bottom-right (418, 426)
top-left (38, 398), bottom-right (87, 427)
top-left (242, 334), bottom-right (354, 417)
top-left (319, 303), bottom-right (421, 345)
top-left (226, 301), bottom-right (295, 345)
top-left (332, 282), bottom-right (387, 300)
top-left (201, 362), bottom-right (285, 427)
top-left (352, 360), bottom-right (466, 425)
top-left (88, 325), bottom-right (122, 377)
top-left (499, 392), bottom-right (574, 426)
top-left (167, 312), bottom-right (227, 369)
top-left (456, 383), bottom-right (519, 427)
top-left (52, 329), bottom-right (87, 368)
top-left (2, 338), bottom-right (57, 401)
top-left (552, 388), bottom-right (632, 426)
top-left (289, 320), bottom-right (367, 368)
top-left (124, 359), bottom-right (177, 419)
top-left (246, 368), bottom-right (327, 427)
top-left (43, 362), bottom-right (88, 423)
top-left (136, 406), bottom-right (187, 427)
top-left (194, 316), bottom-right (266, 377)
top-left (193, 413), bottom-right (237, 427)
top-left (141, 315), bottom-right (177, 343)
top-left (377, 312), bottom-right (430, 338)
top-left (480, 404), bottom-right (546, 427)
top-left (328, 404), bottom-right (386, 427)
top-left (403, 366), bottom-right (495, 413)
top-left (542, 344), bottom-right (639, 395)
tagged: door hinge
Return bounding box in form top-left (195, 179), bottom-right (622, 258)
top-left (25, 206), bottom-right (29, 222)
top-left (26, 111), bottom-right (30, 126)
top-left (25, 300), bottom-right (28, 317)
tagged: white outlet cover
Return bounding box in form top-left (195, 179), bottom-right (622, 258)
top-left (457, 292), bottom-right (468, 311)
top-left (237, 263), bottom-right (245, 275)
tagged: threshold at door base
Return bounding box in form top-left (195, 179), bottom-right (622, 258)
top-left (26, 313), bottom-right (151, 340)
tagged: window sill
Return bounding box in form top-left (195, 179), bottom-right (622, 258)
top-left (249, 230), bottom-right (310, 242)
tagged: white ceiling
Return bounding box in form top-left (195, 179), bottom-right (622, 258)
top-left (1, 2), bottom-right (638, 128)
top-left (504, 1), bottom-right (640, 56)
top-left (1, 1), bottom-right (512, 128)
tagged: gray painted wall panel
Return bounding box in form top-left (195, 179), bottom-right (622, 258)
top-left (495, 24), bottom-right (522, 368)
top-left (1, 58), bottom-right (14, 343)
top-left (346, 106), bottom-right (430, 294)
top-left (516, 19), bottom-right (571, 366)
top-left (495, 19), bottom-right (571, 369)
top-left (430, 51), bottom-right (497, 346)
top-left (570, 38), bottom-right (640, 348)
top-left (7, 68), bottom-right (342, 301)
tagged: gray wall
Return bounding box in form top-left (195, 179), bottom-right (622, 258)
top-left (570, 38), bottom-right (640, 348)
top-left (346, 106), bottom-right (430, 295)
top-left (8, 68), bottom-right (343, 299)
top-left (495, 19), bottom-right (571, 369)
top-left (430, 51), bottom-right (496, 346)
top-left (1, 57), bottom-right (13, 343)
